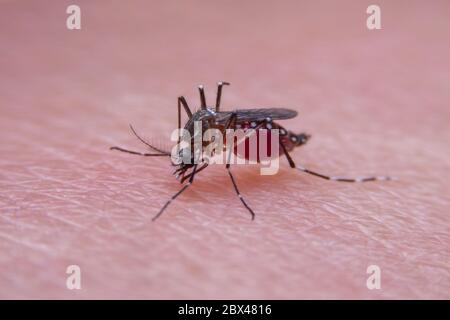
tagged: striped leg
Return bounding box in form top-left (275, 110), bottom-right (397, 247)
top-left (296, 164), bottom-right (392, 182)
top-left (227, 167), bottom-right (255, 220)
top-left (152, 164), bottom-right (198, 221)
top-left (279, 139), bottom-right (391, 182)
top-left (223, 112), bottom-right (256, 220)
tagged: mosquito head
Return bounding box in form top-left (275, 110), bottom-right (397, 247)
top-left (171, 147), bottom-right (193, 167)
top-left (171, 146), bottom-right (197, 182)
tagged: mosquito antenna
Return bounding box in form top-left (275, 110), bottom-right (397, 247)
top-left (129, 124), bottom-right (170, 155)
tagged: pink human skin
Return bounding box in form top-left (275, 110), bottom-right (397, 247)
top-left (0, 1), bottom-right (449, 299)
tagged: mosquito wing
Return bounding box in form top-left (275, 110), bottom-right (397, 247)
top-left (234, 108), bottom-right (297, 122)
top-left (214, 108), bottom-right (297, 124)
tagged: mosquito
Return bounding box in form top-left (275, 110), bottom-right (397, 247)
top-left (110, 82), bottom-right (391, 221)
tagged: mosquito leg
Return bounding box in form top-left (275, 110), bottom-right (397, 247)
top-left (178, 96), bottom-right (192, 119)
top-left (215, 81), bottom-right (230, 112)
top-left (152, 164), bottom-right (199, 221)
top-left (296, 164), bottom-right (392, 182)
top-left (177, 96), bottom-right (190, 146)
top-left (110, 146), bottom-right (170, 157)
top-left (222, 112), bottom-right (255, 219)
top-left (198, 85), bottom-right (207, 110)
top-left (227, 167), bottom-right (255, 220)
top-left (180, 162), bottom-right (208, 183)
top-left (225, 111), bottom-right (237, 130)
top-left (279, 138), bottom-right (391, 182)
top-left (225, 112), bottom-right (238, 169)
top-left (280, 139), bottom-right (296, 168)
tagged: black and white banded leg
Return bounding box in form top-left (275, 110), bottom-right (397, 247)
top-left (279, 139), bottom-right (391, 183)
top-left (224, 112), bottom-right (256, 220)
top-left (152, 164), bottom-right (199, 221)
top-left (296, 164), bottom-right (392, 183)
top-left (227, 167), bottom-right (255, 220)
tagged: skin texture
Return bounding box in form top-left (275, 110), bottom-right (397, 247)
top-left (0, 0), bottom-right (449, 299)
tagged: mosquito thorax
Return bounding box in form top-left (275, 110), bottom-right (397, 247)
top-left (206, 107), bottom-right (217, 115)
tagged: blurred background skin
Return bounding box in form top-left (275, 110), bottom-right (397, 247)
top-left (0, 0), bottom-right (449, 299)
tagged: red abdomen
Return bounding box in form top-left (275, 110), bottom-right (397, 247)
top-left (227, 122), bottom-right (294, 163)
